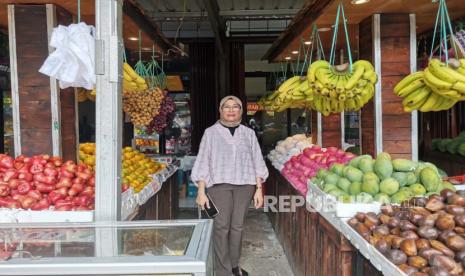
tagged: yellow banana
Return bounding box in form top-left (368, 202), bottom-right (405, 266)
top-left (345, 99), bottom-right (356, 111)
top-left (298, 79), bottom-right (310, 92)
top-left (123, 72), bottom-right (132, 82)
top-left (346, 91), bottom-right (354, 98)
top-left (402, 87), bottom-right (430, 108)
top-left (278, 76), bottom-right (301, 93)
top-left (418, 89), bottom-right (439, 112)
top-left (394, 71), bottom-right (424, 94)
top-left (329, 89), bottom-right (338, 99)
top-left (396, 78), bottom-right (425, 97)
top-left (267, 90), bottom-right (281, 101)
top-left (452, 81), bottom-right (465, 94)
top-left (123, 63), bottom-right (139, 79)
top-left (135, 76), bottom-right (146, 85)
top-left (438, 98), bottom-right (457, 111)
top-left (307, 60), bottom-right (330, 82)
top-left (429, 59), bottom-right (465, 83)
top-left (354, 60), bottom-right (375, 73)
top-left (423, 68), bottom-right (453, 90)
top-left (315, 68), bottom-right (332, 86)
top-left (321, 87), bottom-right (330, 96)
top-left (431, 94), bottom-right (446, 111)
top-left (344, 65), bottom-right (365, 90)
top-left (335, 76), bottom-right (345, 94)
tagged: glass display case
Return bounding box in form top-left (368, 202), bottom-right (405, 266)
top-left (0, 220), bottom-right (213, 276)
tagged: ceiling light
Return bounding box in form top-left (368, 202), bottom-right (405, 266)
top-left (351, 0), bottom-right (370, 4)
top-left (128, 37), bottom-right (138, 41)
top-left (285, 56), bottom-right (291, 60)
top-left (291, 50), bottom-right (299, 54)
top-left (304, 41), bottom-right (312, 45)
top-left (318, 27), bottom-right (331, 32)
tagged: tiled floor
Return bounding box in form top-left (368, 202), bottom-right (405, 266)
top-left (178, 208), bottom-right (294, 276)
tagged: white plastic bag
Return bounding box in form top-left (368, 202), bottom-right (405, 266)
top-left (39, 22), bottom-right (96, 90)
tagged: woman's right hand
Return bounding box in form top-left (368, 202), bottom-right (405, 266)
top-left (196, 191), bottom-right (210, 210)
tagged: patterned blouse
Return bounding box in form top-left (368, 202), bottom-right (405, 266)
top-left (191, 123), bottom-right (269, 188)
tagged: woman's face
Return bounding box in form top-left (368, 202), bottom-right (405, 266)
top-left (221, 99), bottom-right (242, 122)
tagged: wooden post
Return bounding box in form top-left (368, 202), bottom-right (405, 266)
top-left (8, 4), bottom-right (77, 159)
top-left (359, 14), bottom-right (416, 159)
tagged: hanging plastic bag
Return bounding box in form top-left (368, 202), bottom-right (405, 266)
top-left (39, 22), bottom-right (96, 90)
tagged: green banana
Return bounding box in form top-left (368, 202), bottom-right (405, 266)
top-left (394, 71), bottom-right (424, 94)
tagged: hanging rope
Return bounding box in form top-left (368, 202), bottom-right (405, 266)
top-left (429, 0), bottom-right (458, 64)
top-left (329, 1), bottom-right (353, 71)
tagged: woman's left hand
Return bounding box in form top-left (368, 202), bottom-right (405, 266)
top-left (254, 188), bottom-right (264, 209)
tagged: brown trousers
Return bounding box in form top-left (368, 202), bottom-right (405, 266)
top-left (207, 184), bottom-right (255, 276)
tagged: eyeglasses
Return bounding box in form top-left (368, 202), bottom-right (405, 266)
top-left (222, 105), bottom-right (241, 111)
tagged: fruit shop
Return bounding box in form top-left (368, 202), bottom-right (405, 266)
top-left (260, 0), bottom-right (465, 275)
top-left (0, 0), bottom-right (465, 275)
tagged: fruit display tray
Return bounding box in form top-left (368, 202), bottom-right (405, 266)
top-left (306, 180), bottom-right (382, 218)
top-left (0, 208), bottom-right (94, 223)
top-left (340, 219), bottom-right (406, 276)
top-left (121, 188), bottom-right (138, 221)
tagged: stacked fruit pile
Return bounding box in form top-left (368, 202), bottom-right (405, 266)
top-left (281, 146), bottom-right (356, 195)
top-left (123, 87), bottom-right (164, 127)
top-left (122, 147), bottom-right (165, 193)
top-left (123, 63), bottom-right (148, 92)
top-left (257, 76), bottom-right (313, 112)
top-left (432, 131), bottom-right (465, 156)
top-left (308, 60), bottom-right (378, 115)
top-left (79, 143), bottom-right (96, 169)
top-left (79, 144), bottom-right (165, 193)
top-left (311, 152), bottom-right (454, 204)
top-left (394, 58), bottom-right (465, 112)
top-left (146, 94), bottom-right (176, 134)
top-left (349, 190), bottom-right (465, 275)
top-left (0, 154), bottom-right (94, 211)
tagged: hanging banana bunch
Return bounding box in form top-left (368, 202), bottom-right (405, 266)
top-left (394, 58), bottom-right (465, 112)
top-left (394, 0), bottom-right (465, 112)
top-left (307, 60), bottom-right (377, 116)
top-left (123, 62), bottom-right (148, 92)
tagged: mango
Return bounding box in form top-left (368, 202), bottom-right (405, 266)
top-left (358, 156), bottom-right (374, 173)
top-left (331, 164), bottom-right (345, 176)
top-left (420, 167), bottom-right (440, 192)
top-left (377, 152), bottom-right (392, 160)
top-left (406, 172), bottom-right (417, 185)
top-left (349, 154), bottom-right (372, 168)
top-left (392, 172), bottom-right (408, 187)
top-left (374, 193), bottom-right (391, 204)
top-left (410, 183), bottom-right (426, 196)
top-left (317, 168), bottom-right (328, 179)
top-left (345, 167), bottom-right (364, 183)
top-left (323, 184), bottom-right (338, 193)
top-left (390, 191), bottom-right (410, 204)
top-left (362, 172), bottom-right (380, 196)
top-left (337, 177), bottom-right (352, 193)
top-left (324, 172), bottom-right (340, 186)
top-left (349, 182), bottom-right (362, 196)
top-left (329, 188), bottom-right (346, 198)
top-left (392, 159), bottom-right (417, 172)
top-left (441, 181), bottom-right (457, 192)
top-left (374, 157), bottom-right (393, 180)
top-left (379, 178), bottom-right (400, 195)
top-left (338, 194), bottom-right (354, 203)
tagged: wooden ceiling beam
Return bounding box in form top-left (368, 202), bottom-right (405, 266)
top-left (202, 0), bottom-right (226, 56)
top-left (123, 0), bottom-right (173, 53)
top-left (263, 0), bottom-right (335, 62)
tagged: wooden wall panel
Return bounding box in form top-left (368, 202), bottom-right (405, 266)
top-left (55, 6), bottom-right (77, 162)
top-left (321, 113), bottom-right (341, 148)
top-left (359, 16), bottom-right (375, 157)
top-left (14, 5), bottom-right (52, 156)
top-left (359, 14), bottom-right (413, 158)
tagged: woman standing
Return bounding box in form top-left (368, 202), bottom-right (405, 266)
top-left (191, 95), bottom-right (269, 276)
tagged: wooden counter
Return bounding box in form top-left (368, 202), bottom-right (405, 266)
top-left (134, 171), bottom-right (179, 220)
top-left (266, 163), bottom-right (382, 276)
